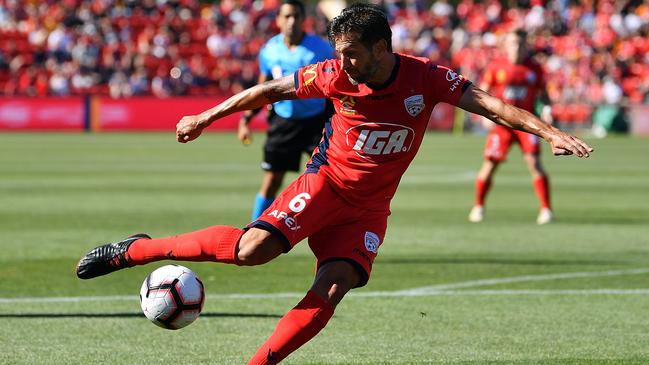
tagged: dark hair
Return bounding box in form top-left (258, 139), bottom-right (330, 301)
top-left (327, 3), bottom-right (392, 52)
top-left (281, 0), bottom-right (305, 17)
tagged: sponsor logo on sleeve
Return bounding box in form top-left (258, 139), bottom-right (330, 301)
top-left (446, 70), bottom-right (458, 81)
top-left (448, 70), bottom-right (465, 92)
top-left (302, 65), bottom-right (318, 86)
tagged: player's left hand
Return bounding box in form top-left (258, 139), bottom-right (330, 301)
top-left (176, 115), bottom-right (205, 143)
top-left (546, 130), bottom-right (593, 158)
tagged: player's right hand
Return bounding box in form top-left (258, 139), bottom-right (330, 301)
top-left (176, 115), bottom-right (205, 143)
top-left (237, 120), bottom-right (252, 145)
top-left (546, 130), bottom-right (594, 158)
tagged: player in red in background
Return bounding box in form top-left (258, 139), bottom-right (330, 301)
top-left (468, 30), bottom-right (556, 225)
top-left (77, 5), bottom-right (592, 364)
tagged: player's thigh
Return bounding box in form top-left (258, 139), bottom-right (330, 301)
top-left (308, 212), bottom-right (388, 289)
top-left (484, 127), bottom-right (513, 162)
top-left (248, 172), bottom-right (345, 252)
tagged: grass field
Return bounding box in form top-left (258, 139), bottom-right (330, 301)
top-left (1, 132), bottom-right (648, 365)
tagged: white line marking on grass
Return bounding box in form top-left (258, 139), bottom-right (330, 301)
top-left (394, 267), bottom-right (649, 295)
top-left (1, 268), bottom-right (648, 303)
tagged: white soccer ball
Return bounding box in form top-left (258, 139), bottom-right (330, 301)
top-left (139, 264), bottom-right (205, 330)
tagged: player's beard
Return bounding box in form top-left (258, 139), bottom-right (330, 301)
top-left (345, 57), bottom-right (379, 85)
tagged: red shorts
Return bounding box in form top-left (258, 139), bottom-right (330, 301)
top-left (484, 125), bottom-right (540, 162)
top-left (248, 172), bottom-right (388, 287)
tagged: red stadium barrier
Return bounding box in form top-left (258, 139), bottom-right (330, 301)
top-left (91, 96), bottom-right (268, 132)
top-left (0, 97), bottom-right (84, 131)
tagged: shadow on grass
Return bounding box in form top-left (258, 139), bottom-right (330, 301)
top-left (0, 312), bottom-right (281, 318)
top-left (378, 257), bottom-right (624, 266)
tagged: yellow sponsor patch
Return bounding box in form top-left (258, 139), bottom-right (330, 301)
top-left (303, 65), bottom-right (318, 86)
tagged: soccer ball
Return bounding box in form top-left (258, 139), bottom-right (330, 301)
top-left (139, 264), bottom-right (205, 330)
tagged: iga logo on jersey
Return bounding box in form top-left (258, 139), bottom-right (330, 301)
top-left (346, 123), bottom-right (415, 157)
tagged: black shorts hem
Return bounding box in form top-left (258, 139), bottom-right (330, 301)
top-left (246, 220), bottom-right (293, 253)
top-left (318, 257), bottom-right (370, 288)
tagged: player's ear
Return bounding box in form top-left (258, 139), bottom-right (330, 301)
top-left (372, 39), bottom-right (388, 57)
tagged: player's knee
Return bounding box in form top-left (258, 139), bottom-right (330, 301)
top-left (479, 161), bottom-right (498, 179)
top-left (311, 262), bottom-right (361, 307)
top-left (236, 229), bottom-right (283, 266)
top-left (524, 155), bottom-right (545, 176)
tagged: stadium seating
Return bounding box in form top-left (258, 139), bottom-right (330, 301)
top-left (1, 0), bottom-right (647, 125)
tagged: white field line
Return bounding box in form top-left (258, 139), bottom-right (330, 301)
top-left (1, 268), bottom-right (648, 304)
top-left (392, 267), bottom-right (649, 295)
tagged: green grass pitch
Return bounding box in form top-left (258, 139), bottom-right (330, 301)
top-left (0, 132), bottom-right (648, 365)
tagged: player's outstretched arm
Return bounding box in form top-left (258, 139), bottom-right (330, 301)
top-left (458, 85), bottom-right (593, 157)
top-left (176, 75), bottom-right (298, 143)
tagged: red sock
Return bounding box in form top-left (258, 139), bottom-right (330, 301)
top-left (126, 225), bottom-right (244, 265)
top-left (533, 175), bottom-right (551, 209)
top-left (247, 291), bottom-right (334, 365)
top-left (475, 178), bottom-right (492, 206)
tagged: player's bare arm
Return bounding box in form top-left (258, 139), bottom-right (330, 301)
top-left (458, 85), bottom-right (593, 157)
top-left (176, 75), bottom-right (297, 143)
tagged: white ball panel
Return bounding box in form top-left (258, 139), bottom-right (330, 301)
top-left (139, 265), bottom-right (204, 330)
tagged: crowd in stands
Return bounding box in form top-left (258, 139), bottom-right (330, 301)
top-left (1, 0), bottom-right (648, 126)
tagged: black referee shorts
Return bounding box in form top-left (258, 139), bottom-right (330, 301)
top-left (262, 111), bottom-right (328, 172)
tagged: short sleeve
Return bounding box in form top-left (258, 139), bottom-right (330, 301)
top-left (427, 64), bottom-right (473, 106)
top-left (294, 60), bottom-right (336, 99)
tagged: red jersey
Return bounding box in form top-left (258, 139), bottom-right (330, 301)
top-left (482, 58), bottom-right (544, 112)
top-left (295, 53), bottom-right (471, 212)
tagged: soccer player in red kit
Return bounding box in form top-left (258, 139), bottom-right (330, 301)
top-left (468, 30), bottom-right (555, 224)
top-left (76, 5), bottom-right (592, 364)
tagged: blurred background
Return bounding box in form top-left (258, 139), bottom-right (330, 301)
top-left (1, 0), bottom-right (648, 136)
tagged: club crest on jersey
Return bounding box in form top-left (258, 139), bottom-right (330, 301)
top-left (364, 231), bottom-right (380, 253)
top-left (404, 94), bottom-right (425, 117)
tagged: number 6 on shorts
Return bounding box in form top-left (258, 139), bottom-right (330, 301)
top-left (288, 193), bottom-right (311, 213)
